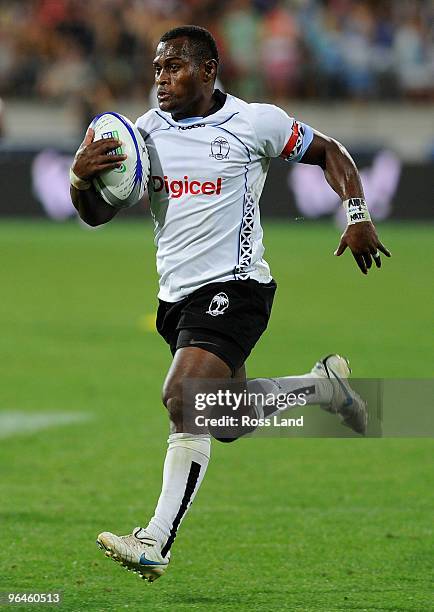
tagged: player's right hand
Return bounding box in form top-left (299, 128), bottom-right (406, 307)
top-left (71, 127), bottom-right (127, 180)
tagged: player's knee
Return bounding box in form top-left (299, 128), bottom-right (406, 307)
top-left (165, 396), bottom-right (184, 427)
top-left (162, 382), bottom-right (184, 425)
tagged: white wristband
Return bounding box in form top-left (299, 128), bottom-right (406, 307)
top-left (69, 167), bottom-right (91, 191)
top-left (343, 198), bottom-right (371, 224)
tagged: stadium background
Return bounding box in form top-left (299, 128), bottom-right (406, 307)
top-left (1, 1), bottom-right (433, 611)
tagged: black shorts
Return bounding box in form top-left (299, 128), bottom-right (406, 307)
top-left (156, 279), bottom-right (277, 375)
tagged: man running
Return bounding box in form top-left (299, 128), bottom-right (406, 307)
top-left (70, 26), bottom-right (390, 582)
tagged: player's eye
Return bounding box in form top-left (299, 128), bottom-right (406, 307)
top-left (170, 64), bottom-right (180, 72)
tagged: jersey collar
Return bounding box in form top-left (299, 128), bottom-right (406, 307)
top-left (159, 89), bottom-right (228, 127)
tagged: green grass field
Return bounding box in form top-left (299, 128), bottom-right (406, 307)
top-left (1, 220), bottom-right (433, 612)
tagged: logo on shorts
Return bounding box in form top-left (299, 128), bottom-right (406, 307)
top-left (206, 292), bottom-right (229, 316)
top-left (210, 137), bottom-right (230, 160)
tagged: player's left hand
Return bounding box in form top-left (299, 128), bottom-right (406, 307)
top-left (334, 221), bottom-right (391, 274)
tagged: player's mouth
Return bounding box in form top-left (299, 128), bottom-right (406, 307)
top-left (157, 91), bottom-right (171, 102)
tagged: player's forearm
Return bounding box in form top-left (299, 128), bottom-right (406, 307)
top-left (69, 126), bottom-right (125, 226)
top-left (322, 138), bottom-right (364, 202)
top-left (302, 131), bottom-right (364, 202)
top-left (70, 185), bottom-right (118, 227)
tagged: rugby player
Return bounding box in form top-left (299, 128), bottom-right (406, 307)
top-left (70, 26), bottom-right (390, 582)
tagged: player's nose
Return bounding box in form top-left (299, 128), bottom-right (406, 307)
top-left (156, 69), bottom-right (170, 86)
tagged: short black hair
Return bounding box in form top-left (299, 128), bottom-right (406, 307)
top-left (159, 25), bottom-right (219, 65)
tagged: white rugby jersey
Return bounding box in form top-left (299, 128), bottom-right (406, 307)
top-left (136, 92), bottom-right (313, 302)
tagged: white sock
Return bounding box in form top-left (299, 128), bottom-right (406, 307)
top-left (145, 433), bottom-right (210, 557)
top-left (247, 374), bottom-right (332, 420)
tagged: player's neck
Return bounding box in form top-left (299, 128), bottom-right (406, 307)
top-left (171, 90), bottom-right (222, 121)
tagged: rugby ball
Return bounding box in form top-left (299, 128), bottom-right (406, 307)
top-left (91, 112), bottom-right (150, 209)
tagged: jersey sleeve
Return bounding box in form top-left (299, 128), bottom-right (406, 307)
top-left (250, 103), bottom-right (314, 162)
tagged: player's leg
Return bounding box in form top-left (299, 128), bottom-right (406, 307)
top-left (143, 346), bottom-right (231, 553)
top-left (210, 351), bottom-right (365, 437)
top-left (97, 346), bottom-right (234, 581)
top-left (245, 354), bottom-right (367, 435)
top-left (162, 344), bottom-right (233, 432)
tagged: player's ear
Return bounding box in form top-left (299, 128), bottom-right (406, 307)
top-left (203, 59), bottom-right (218, 84)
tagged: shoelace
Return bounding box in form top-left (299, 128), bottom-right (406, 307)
top-left (119, 533), bottom-right (155, 553)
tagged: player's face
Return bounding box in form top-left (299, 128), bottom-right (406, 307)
top-left (153, 38), bottom-right (206, 116)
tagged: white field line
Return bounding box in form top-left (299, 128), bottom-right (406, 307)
top-left (0, 411), bottom-right (92, 439)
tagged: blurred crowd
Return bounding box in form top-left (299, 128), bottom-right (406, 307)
top-left (0, 0), bottom-right (433, 120)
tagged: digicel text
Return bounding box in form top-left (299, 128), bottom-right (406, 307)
top-left (152, 176), bottom-right (223, 199)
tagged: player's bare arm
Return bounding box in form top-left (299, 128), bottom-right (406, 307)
top-left (70, 127), bottom-right (126, 226)
top-left (302, 130), bottom-right (391, 274)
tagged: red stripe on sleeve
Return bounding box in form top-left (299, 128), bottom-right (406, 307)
top-left (280, 121), bottom-right (300, 158)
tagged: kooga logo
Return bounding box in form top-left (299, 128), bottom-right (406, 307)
top-left (152, 175), bottom-right (223, 199)
top-left (177, 123), bottom-right (206, 131)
